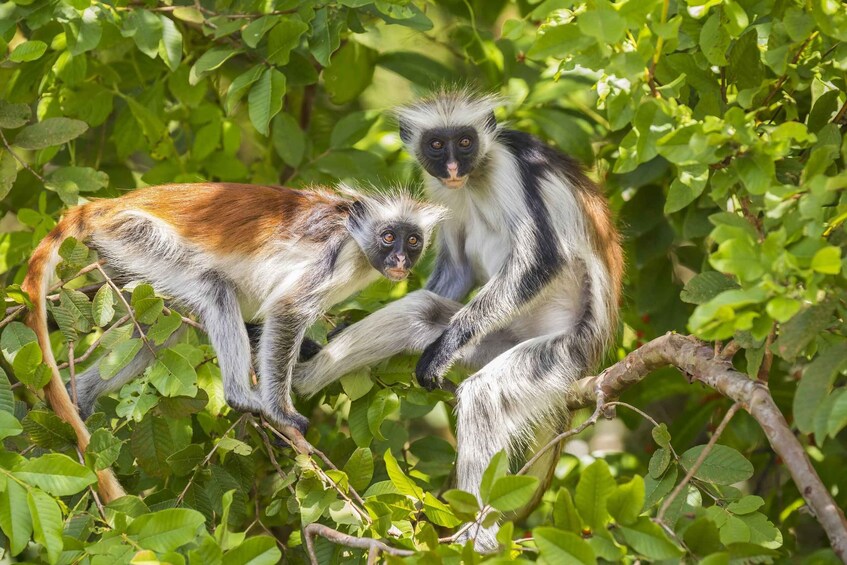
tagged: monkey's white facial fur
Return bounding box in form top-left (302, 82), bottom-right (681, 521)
top-left (396, 90), bottom-right (501, 188)
top-left (345, 189), bottom-right (448, 279)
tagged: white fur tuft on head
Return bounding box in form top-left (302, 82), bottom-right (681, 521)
top-left (340, 183), bottom-right (449, 239)
top-left (395, 88), bottom-right (503, 154)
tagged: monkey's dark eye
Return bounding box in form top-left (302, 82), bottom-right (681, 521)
top-left (408, 235), bottom-right (420, 247)
top-left (381, 231), bottom-right (396, 244)
top-left (429, 139), bottom-right (444, 150)
top-left (458, 137), bottom-right (472, 148)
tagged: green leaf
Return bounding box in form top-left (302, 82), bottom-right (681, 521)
top-left (648, 448), bottom-right (671, 478)
top-left (123, 9), bottom-right (162, 58)
top-left (553, 488), bottom-right (582, 532)
top-left (766, 297), bottom-right (802, 323)
top-left (13, 118), bottom-right (88, 150)
top-left (527, 24), bottom-right (593, 59)
top-left (575, 459), bottom-right (615, 532)
top-left (0, 151), bottom-right (17, 200)
top-left (225, 65), bottom-right (264, 116)
top-left (383, 449), bottom-right (422, 500)
top-left (9, 40), bottom-right (47, 62)
top-left (533, 527), bottom-right (596, 565)
top-left (811, 246), bottom-right (842, 274)
top-left (222, 535), bottom-right (282, 565)
top-left (366, 388), bottom-right (398, 440)
top-left (323, 41), bottom-right (377, 105)
top-left (242, 15), bottom-right (277, 49)
top-left (147, 310), bottom-right (182, 346)
top-left (266, 19), bottom-right (309, 66)
top-left (308, 7), bottom-right (343, 67)
top-left (271, 113), bottom-right (306, 167)
top-left (158, 14), bottom-right (183, 71)
top-left (774, 301), bottom-right (835, 361)
top-left (99, 338), bottom-right (143, 380)
top-left (652, 423), bottom-right (671, 448)
top-left (442, 489), bottom-right (479, 515)
top-left (665, 165), bottom-right (709, 213)
top-left (488, 475), bottom-right (539, 512)
top-left (0, 479), bottom-right (33, 556)
top-left (248, 68), bottom-right (287, 136)
top-left (14, 453), bottom-right (97, 496)
top-left (727, 495), bottom-right (765, 515)
top-left (67, 8), bottom-right (102, 55)
top-left (190, 47), bottom-right (240, 85)
top-left (92, 284), bottom-right (116, 327)
top-left (0, 100), bottom-right (32, 128)
top-left (619, 517), bottom-right (683, 560)
top-left (127, 508), bottom-right (206, 552)
top-left (166, 444), bottom-right (204, 476)
top-left (330, 111), bottom-right (378, 149)
top-left (479, 450), bottom-right (508, 504)
top-left (0, 410), bottom-right (23, 440)
top-left (826, 389), bottom-right (847, 438)
top-left (132, 284), bottom-right (164, 324)
top-left (423, 492), bottom-right (462, 527)
top-left (343, 448), bottom-right (374, 493)
top-left (579, 9), bottom-right (626, 43)
top-left (149, 349), bottom-right (197, 398)
top-left (85, 428), bottom-right (124, 471)
top-left (679, 444), bottom-right (753, 485)
top-left (699, 12), bottom-right (730, 66)
top-left (28, 488), bottom-right (63, 564)
top-left (607, 475), bottom-right (645, 526)
top-left (376, 52), bottom-right (454, 87)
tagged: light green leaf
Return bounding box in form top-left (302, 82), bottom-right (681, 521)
top-left (85, 428), bottom-right (124, 471)
top-left (190, 47), bottom-right (240, 85)
top-left (607, 475), bottom-right (645, 526)
top-left (248, 68), bottom-right (286, 136)
top-left (149, 349), bottom-right (197, 398)
top-left (680, 444), bottom-right (753, 485)
top-left (222, 535), bottom-right (282, 565)
top-left (343, 448), bottom-right (374, 493)
top-left (423, 492), bottom-right (462, 527)
top-left (479, 450), bottom-right (509, 504)
top-left (811, 246), bottom-right (842, 274)
top-left (14, 453), bottom-right (97, 496)
top-left (266, 19), bottom-right (309, 66)
top-left (575, 459), bottom-right (615, 532)
top-left (488, 475), bottom-right (539, 513)
top-left (553, 488), bottom-right (582, 532)
top-left (619, 517), bottom-right (684, 560)
top-left (383, 449), bottom-right (422, 500)
top-left (324, 41), bottom-right (376, 105)
top-left (0, 151), bottom-right (18, 200)
top-left (99, 338), bottom-right (143, 380)
top-left (534, 526), bottom-right (596, 565)
top-left (271, 112), bottom-right (306, 167)
top-left (443, 489), bottom-right (479, 515)
top-left (0, 479), bottom-right (33, 556)
top-left (10, 40), bottom-right (47, 62)
top-left (127, 508), bottom-right (206, 552)
top-left (158, 14), bottom-right (183, 71)
top-left (28, 488), bottom-right (63, 564)
top-left (92, 284), bottom-right (116, 327)
top-left (0, 411), bottom-right (23, 440)
top-left (0, 100), bottom-right (32, 128)
top-left (13, 118), bottom-right (88, 150)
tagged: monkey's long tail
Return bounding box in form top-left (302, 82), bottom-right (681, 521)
top-left (21, 205), bottom-right (126, 503)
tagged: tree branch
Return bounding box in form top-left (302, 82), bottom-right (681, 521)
top-left (567, 333), bottom-right (847, 561)
top-left (303, 523), bottom-right (414, 565)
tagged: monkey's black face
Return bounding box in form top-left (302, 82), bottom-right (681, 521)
top-left (417, 127), bottom-right (480, 189)
top-left (369, 222), bottom-right (424, 281)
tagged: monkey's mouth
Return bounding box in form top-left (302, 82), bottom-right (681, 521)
top-left (441, 176), bottom-right (467, 189)
top-left (385, 267), bottom-right (409, 281)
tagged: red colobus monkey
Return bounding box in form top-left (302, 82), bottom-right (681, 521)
top-left (22, 183), bottom-right (445, 502)
top-left (294, 91), bottom-right (624, 549)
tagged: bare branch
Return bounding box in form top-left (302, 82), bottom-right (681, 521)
top-left (657, 402), bottom-right (741, 522)
top-left (303, 523), bottom-right (413, 565)
top-left (568, 333), bottom-right (847, 561)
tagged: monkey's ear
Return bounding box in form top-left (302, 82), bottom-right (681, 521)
top-left (484, 111), bottom-right (497, 132)
top-left (398, 119), bottom-right (413, 143)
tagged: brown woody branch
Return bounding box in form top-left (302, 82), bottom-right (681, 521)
top-left (567, 333), bottom-right (847, 562)
top-left (303, 523), bottom-right (414, 565)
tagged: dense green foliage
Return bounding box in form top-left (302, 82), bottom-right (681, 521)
top-left (0, 0), bottom-right (846, 562)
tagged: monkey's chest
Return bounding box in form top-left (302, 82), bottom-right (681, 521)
top-left (464, 216), bottom-right (510, 281)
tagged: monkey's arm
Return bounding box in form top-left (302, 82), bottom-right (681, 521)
top-left (424, 224), bottom-right (474, 302)
top-left (416, 237), bottom-right (563, 389)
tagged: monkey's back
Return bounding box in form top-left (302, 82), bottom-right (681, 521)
top-left (83, 183), bottom-right (348, 256)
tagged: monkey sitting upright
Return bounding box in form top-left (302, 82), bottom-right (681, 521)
top-left (22, 183), bottom-right (445, 502)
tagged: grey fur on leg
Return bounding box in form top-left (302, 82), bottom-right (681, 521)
top-left (195, 279), bottom-right (262, 415)
top-left (72, 326), bottom-right (187, 419)
top-left (454, 333), bottom-right (581, 552)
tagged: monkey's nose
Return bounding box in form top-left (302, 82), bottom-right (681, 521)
top-left (447, 162), bottom-right (459, 177)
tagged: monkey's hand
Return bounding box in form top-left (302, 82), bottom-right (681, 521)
top-left (416, 331), bottom-right (459, 391)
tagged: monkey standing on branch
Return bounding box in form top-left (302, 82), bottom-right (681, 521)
top-left (22, 183), bottom-right (445, 502)
top-left (294, 91), bottom-right (624, 549)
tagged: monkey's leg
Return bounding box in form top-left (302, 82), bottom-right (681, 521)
top-left (454, 332), bottom-right (582, 552)
top-left (195, 281), bottom-right (262, 415)
top-left (292, 290), bottom-right (461, 398)
top-left (292, 290), bottom-right (521, 398)
top-left (257, 304), bottom-right (316, 434)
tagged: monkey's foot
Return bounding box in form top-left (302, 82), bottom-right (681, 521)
top-left (454, 522), bottom-right (500, 553)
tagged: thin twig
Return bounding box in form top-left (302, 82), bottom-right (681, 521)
top-left (758, 323), bottom-right (776, 382)
top-left (303, 523), bottom-right (413, 565)
top-left (95, 264), bottom-right (156, 357)
top-left (249, 420), bottom-right (295, 494)
top-left (760, 33), bottom-right (818, 111)
top-left (176, 414), bottom-right (246, 506)
top-left (0, 130), bottom-right (45, 182)
top-left (57, 314), bottom-right (132, 370)
top-left (719, 340), bottom-right (740, 360)
top-left (657, 402), bottom-right (741, 522)
top-left (263, 421), bottom-right (372, 525)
